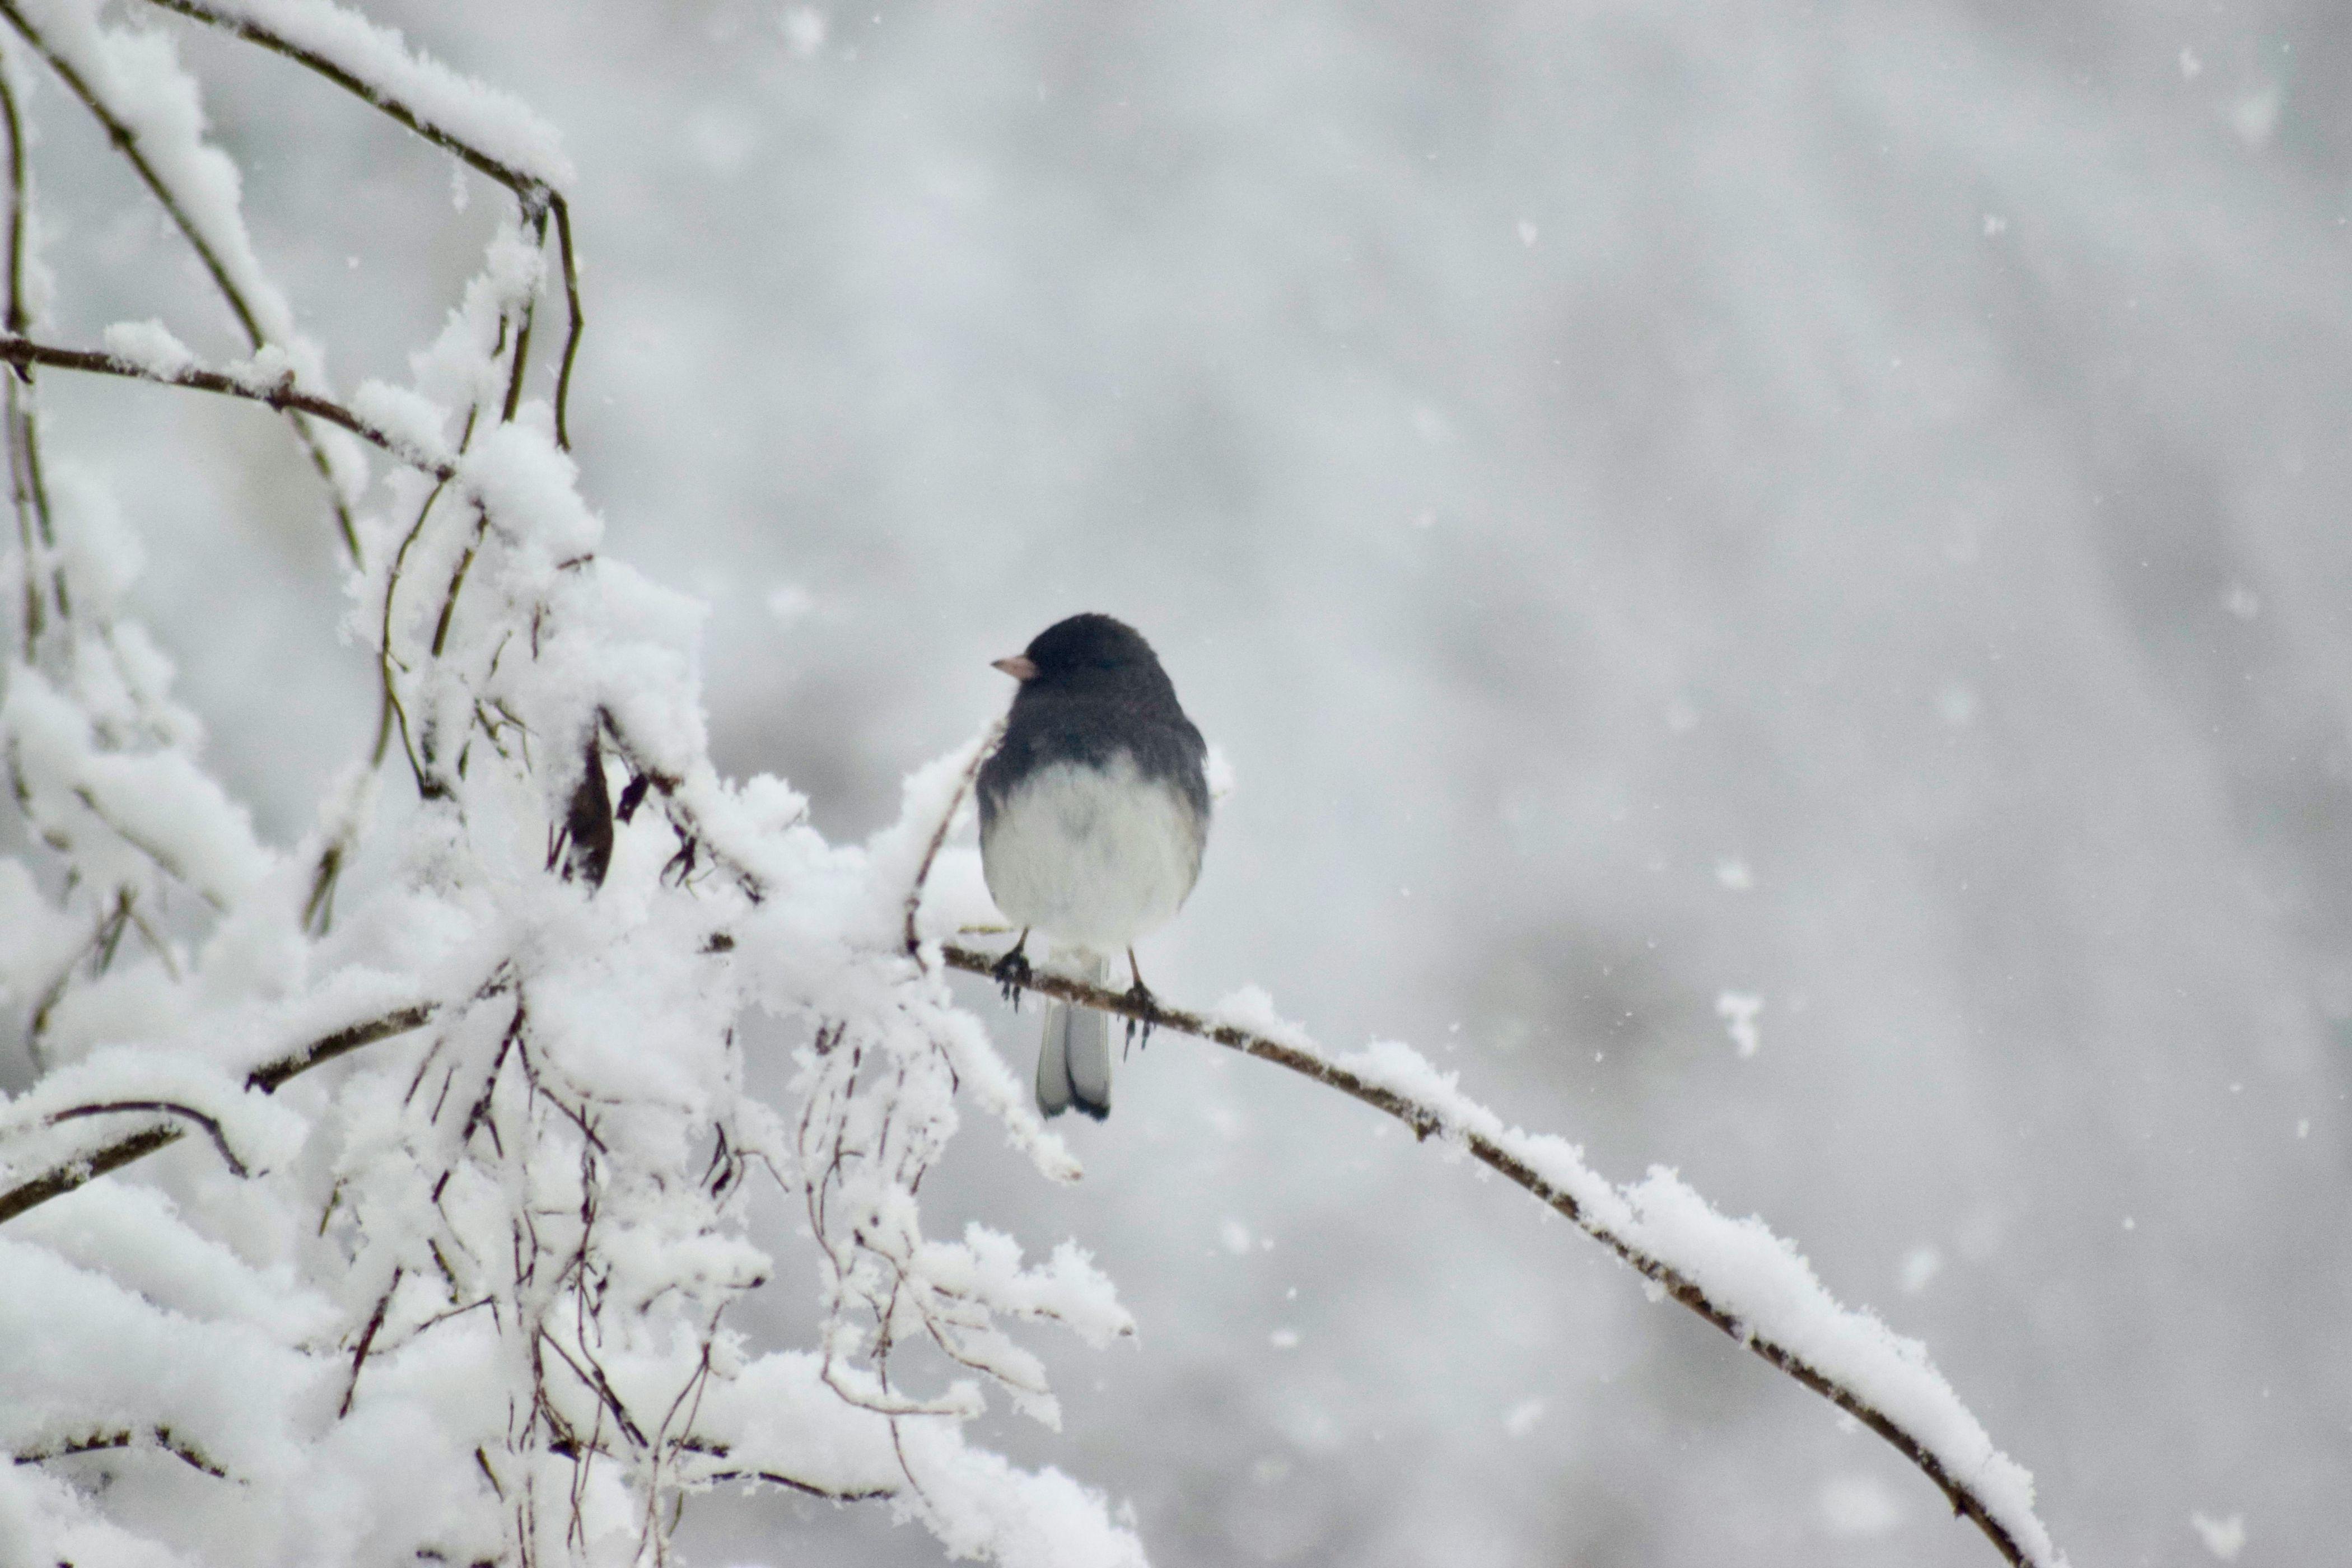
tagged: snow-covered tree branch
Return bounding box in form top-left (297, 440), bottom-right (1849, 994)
top-left (0, 5), bottom-right (2073, 1567)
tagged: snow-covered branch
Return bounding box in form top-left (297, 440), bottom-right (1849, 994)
top-left (133, 0), bottom-right (586, 445)
top-left (0, 0), bottom-right (365, 557)
top-left (0, 332), bottom-right (459, 477)
top-left (932, 939), bottom-right (2066, 1568)
top-left (0, 1000), bottom-right (435, 1224)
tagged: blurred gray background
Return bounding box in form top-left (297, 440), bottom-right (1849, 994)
top-left (35, 0), bottom-right (2352, 1562)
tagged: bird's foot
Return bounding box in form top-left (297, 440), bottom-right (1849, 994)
top-left (992, 935), bottom-right (1033, 1009)
top-left (1121, 978), bottom-right (1158, 1054)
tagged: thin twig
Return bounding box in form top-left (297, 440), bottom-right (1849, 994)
top-left (249, 1002), bottom-right (444, 1091)
top-left (11, 1425), bottom-right (229, 1480)
top-left (0, 49), bottom-right (58, 655)
top-left (549, 197), bottom-right (582, 450)
top-left (340, 1268), bottom-right (402, 1418)
top-left (902, 718), bottom-right (1004, 955)
top-left (499, 203), bottom-right (548, 426)
top-left (696, 1467), bottom-right (895, 1504)
top-left (46, 1099), bottom-right (251, 1177)
top-left (0, 334), bottom-right (455, 478)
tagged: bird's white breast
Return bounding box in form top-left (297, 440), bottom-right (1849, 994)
top-left (981, 752), bottom-right (1204, 951)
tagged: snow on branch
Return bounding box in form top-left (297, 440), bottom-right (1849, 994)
top-left (136, 0), bottom-right (587, 444)
top-left (917, 926), bottom-right (2067, 1567)
top-left (0, 331), bottom-right (459, 476)
top-left (0, 999), bottom-right (436, 1225)
top-left (140, 0), bottom-right (572, 189)
top-left (1, 0), bottom-right (367, 557)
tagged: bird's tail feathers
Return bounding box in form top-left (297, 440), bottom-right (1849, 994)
top-left (1036, 950), bottom-right (1112, 1121)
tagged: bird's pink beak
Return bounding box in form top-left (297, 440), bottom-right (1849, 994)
top-left (992, 655), bottom-right (1039, 681)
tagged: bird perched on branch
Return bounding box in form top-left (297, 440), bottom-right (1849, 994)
top-left (979, 614), bottom-right (1210, 1120)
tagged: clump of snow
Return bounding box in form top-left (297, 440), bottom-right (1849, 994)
top-left (348, 380), bottom-right (454, 466)
top-left (101, 318), bottom-right (198, 377)
top-left (179, 0), bottom-right (575, 186)
top-left (4, 666), bottom-right (273, 908)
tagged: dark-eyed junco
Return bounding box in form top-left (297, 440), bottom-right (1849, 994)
top-left (978, 614), bottom-right (1210, 1120)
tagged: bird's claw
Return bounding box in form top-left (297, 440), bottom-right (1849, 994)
top-left (1121, 980), bottom-right (1156, 1054)
top-left (992, 945), bottom-right (1033, 1009)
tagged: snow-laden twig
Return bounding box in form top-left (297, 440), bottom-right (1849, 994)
top-left (934, 939), bottom-right (2062, 1568)
top-left (10, 1423), bottom-right (230, 1479)
top-left (1, 0), bottom-right (365, 557)
top-left (138, 0), bottom-right (586, 443)
top-left (0, 333), bottom-right (455, 477)
top-left (0, 1002), bottom-right (436, 1224)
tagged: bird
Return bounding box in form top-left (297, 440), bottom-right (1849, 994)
top-left (978, 614), bottom-right (1210, 1120)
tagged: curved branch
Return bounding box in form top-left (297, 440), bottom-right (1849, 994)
top-left (935, 941), bottom-right (2057, 1568)
top-left (141, 0), bottom-right (550, 192)
top-left (0, 1002), bottom-right (438, 1225)
top-left (0, 0), bottom-right (362, 560)
top-left (137, 0), bottom-right (585, 449)
top-left (0, 334), bottom-right (454, 479)
top-left (46, 1099), bottom-right (251, 1177)
top-left (549, 195), bottom-right (582, 450)
top-left (902, 719), bottom-right (1002, 953)
top-left (0, 53), bottom-right (59, 655)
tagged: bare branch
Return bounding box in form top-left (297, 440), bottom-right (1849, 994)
top-left (0, 1118), bottom-right (180, 1228)
top-left (249, 1002), bottom-right (443, 1091)
top-left (549, 197), bottom-right (582, 450)
top-left (340, 1269), bottom-right (400, 1418)
top-left (693, 1467), bottom-right (895, 1505)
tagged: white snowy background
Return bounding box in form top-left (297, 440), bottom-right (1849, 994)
top-left (18, 0), bottom-right (2350, 1563)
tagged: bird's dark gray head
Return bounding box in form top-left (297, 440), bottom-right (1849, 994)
top-left (1026, 614), bottom-right (1158, 674)
top-left (992, 614), bottom-right (1176, 702)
